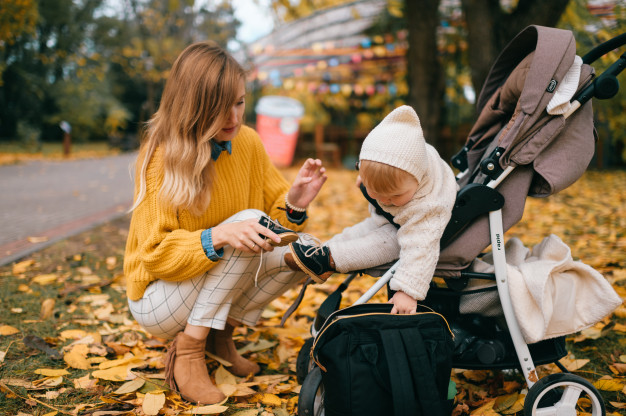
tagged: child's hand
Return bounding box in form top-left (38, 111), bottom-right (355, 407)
top-left (389, 291), bottom-right (418, 314)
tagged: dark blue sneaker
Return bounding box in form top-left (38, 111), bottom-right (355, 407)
top-left (285, 242), bottom-right (334, 283)
top-left (259, 216), bottom-right (298, 247)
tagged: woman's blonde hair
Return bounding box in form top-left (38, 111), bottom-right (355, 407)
top-left (130, 41), bottom-right (246, 215)
top-left (359, 160), bottom-right (415, 194)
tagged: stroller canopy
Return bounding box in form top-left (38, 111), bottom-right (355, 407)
top-left (438, 25), bottom-right (596, 275)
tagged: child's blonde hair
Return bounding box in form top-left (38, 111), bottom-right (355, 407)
top-left (130, 41), bottom-right (246, 215)
top-left (359, 160), bottom-right (415, 194)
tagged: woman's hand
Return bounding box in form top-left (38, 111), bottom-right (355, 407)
top-left (389, 291), bottom-right (418, 314)
top-left (286, 158), bottom-right (327, 209)
top-left (211, 219), bottom-right (280, 254)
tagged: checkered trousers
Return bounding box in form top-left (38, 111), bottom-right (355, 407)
top-left (128, 209), bottom-right (304, 339)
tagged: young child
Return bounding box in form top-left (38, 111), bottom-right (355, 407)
top-left (285, 105), bottom-right (457, 314)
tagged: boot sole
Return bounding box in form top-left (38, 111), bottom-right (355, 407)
top-left (288, 245), bottom-right (331, 284)
top-left (267, 232), bottom-right (299, 247)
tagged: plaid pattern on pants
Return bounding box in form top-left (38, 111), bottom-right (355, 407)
top-left (128, 209), bottom-right (305, 339)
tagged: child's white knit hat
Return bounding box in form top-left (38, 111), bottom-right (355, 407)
top-left (359, 105), bottom-right (428, 181)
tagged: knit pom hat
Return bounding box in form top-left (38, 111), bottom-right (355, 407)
top-left (359, 105), bottom-right (428, 182)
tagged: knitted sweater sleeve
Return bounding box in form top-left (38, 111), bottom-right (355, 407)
top-left (388, 153), bottom-right (457, 300)
top-left (388, 200), bottom-right (451, 300)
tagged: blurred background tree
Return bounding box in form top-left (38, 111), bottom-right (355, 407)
top-left (0, 0), bottom-right (239, 146)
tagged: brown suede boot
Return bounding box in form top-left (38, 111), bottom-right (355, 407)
top-left (164, 332), bottom-right (226, 404)
top-left (206, 324), bottom-right (261, 377)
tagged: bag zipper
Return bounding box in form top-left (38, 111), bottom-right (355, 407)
top-left (310, 308), bottom-right (453, 371)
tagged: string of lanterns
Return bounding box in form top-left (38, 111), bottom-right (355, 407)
top-left (248, 30), bottom-right (409, 96)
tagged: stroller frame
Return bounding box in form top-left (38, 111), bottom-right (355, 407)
top-left (354, 165), bottom-right (539, 387)
top-left (298, 27), bottom-right (626, 416)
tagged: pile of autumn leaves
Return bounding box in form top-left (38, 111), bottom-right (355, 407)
top-left (0, 168), bottom-right (624, 415)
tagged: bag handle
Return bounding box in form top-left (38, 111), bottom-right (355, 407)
top-left (381, 328), bottom-right (447, 416)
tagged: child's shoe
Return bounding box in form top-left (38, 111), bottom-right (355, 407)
top-left (285, 242), bottom-right (335, 283)
top-left (258, 216), bottom-right (298, 247)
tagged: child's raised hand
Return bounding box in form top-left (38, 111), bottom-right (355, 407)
top-left (287, 158), bottom-right (327, 209)
top-left (389, 291), bottom-right (418, 314)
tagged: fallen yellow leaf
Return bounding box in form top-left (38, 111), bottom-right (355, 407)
top-left (500, 394), bottom-right (525, 415)
top-left (463, 370), bottom-right (490, 382)
top-left (92, 365), bottom-right (134, 381)
top-left (32, 375), bottom-right (63, 387)
top-left (214, 365), bottom-right (237, 386)
top-left (0, 325), bottom-right (20, 336)
top-left (113, 378), bottom-right (145, 394)
top-left (64, 344), bottom-right (91, 370)
top-left (594, 378), bottom-right (625, 391)
top-left (31, 273), bottom-right (58, 285)
top-left (40, 298), bottom-right (55, 320)
top-left (73, 374), bottom-right (98, 389)
top-left (470, 399), bottom-right (499, 416)
top-left (250, 392), bottom-right (282, 407)
top-left (12, 259), bottom-right (35, 274)
top-left (59, 329), bottom-right (87, 340)
top-left (182, 404), bottom-right (229, 414)
top-left (34, 369), bottom-right (70, 377)
top-left (559, 357), bottom-right (590, 372)
top-left (98, 356), bottom-right (144, 370)
top-left (142, 391), bottom-right (165, 415)
top-left (233, 385), bottom-right (257, 397)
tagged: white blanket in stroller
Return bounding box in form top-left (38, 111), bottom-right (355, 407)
top-left (462, 234), bottom-right (622, 344)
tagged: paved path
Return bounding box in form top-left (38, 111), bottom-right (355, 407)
top-left (0, 153), bottom-right (137, 266)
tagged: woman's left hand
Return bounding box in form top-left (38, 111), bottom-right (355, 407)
top-left (286, 158), bottom-right (327, 209)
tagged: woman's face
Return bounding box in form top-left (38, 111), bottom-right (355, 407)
top-left (215, 79), bottom-right (246, 142)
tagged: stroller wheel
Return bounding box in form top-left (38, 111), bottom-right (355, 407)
top-left (298, 366), bottom-right (325, 416)
top-left (296, 337), bottom-right (315, 384)
top-left (524, 373), bottom-right (605, 416)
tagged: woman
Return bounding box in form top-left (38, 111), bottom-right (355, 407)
top-left (123, 41), bottom-right (327, 404)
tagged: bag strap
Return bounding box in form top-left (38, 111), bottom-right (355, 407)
top-left (381, 330), bottom-right (419, 416)
top-left (381, 327), bottom-right (447, 416)
top-left (400, 327), bottom-right (448, 416)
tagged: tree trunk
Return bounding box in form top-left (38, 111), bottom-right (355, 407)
top-left (404, 0), bottom-right (443, 150)
top-left (461, 0), bottom-right (571, 96)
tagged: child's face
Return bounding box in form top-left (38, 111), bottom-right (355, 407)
top-left (365, 176), bottom-right (419, 207)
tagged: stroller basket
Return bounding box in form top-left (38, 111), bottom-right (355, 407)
top-left (423, 285), bottom-right (567, 370)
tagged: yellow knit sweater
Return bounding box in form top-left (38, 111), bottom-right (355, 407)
top-left (124, 125), bottom-right (307, 300)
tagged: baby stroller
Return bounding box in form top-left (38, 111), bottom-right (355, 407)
top-left (296, 25), bottom-right (626, 416)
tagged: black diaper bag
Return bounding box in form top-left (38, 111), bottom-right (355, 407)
top-left (311, 303), bottom-right (454, 416)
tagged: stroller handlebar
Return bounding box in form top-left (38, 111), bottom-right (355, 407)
top-left (574, 33), bottom-right (626, 106)
top-left (582, 32), bottom-right (626, 65)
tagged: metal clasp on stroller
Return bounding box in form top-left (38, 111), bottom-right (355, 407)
top-left (297, 25), bottom-right (626, 416)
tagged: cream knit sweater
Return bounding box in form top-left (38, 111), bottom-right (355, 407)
top-left (124, 126), bottom-right (307, 301)
top-left (382, 144), bottom-right (457, 300)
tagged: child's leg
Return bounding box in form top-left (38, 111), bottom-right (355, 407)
top-left (327, 221), bottom-right (400, 273)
